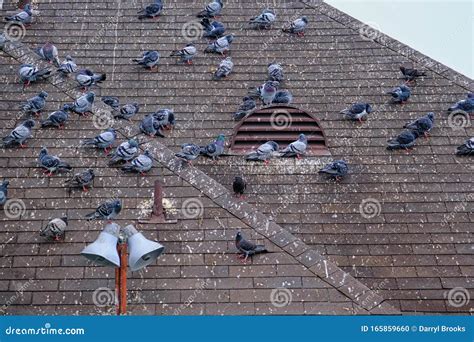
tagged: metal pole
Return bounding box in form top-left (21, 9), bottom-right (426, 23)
top-left (140, 179), bottom-right (177, 223)
top-left (115, 243), bottom-right (128, 315)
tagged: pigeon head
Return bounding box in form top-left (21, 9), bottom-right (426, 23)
top-left (88, 169), bottom-right (95, 176)
top-left (301, 16), bottom-right (308, 24)
top-left (400, 85), bottom-right (410, 91)
top-left (226, 34), bottom-right (234, 43)
top-left (186, 43), bottom-right (195, 47)
top-left (24, 4), bottom-right (32, 14)
top-left (268, 141), bottom-right (279, 151)
top-left (243, 96), bottom-right (253, 102)
top-left (236, 231), bottom-right (243, 241)
top-left (65, 55), bottom-right (73, 61)
top-left (427, 112), bottom-right (435, 122)
top-left (168, 112), bottom-right (176, 126)
top-left (60, 217), bottom-right (68, 225)
top-left (264, 9), bottom-right (275, 15)
top-left (39, 91), bottom-right (48, 98)
top-left (2, 179), bottom-right (9, 187)
top-left (467, 93), bottom-right (474, 99)
top-left (144, 149), bottom-right (152, 157)
top-left (39, 147), bottom-right (48, 157)
top-left (216, 134), bottom-right (226, 142)
top-left (399, 66), bottom-right (406, 73)
top-left (365, 103), bottom-right (373, 113)
top-left (86, 92), bottom-right (95, 102)
top-left (23, 119), bottom-right (35, 128)
top-left (106, 128), bottom-right (116, 135)
top-left (298, 133), bottom-right (307, 142)
top-left (224, 56), bottom-right (232, 62)
top-left (234, 176), bottom-right (244, 183)
top-left (128, 139), bottom-right (139, 148)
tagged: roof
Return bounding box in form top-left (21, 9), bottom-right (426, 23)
top-left (0, 0), bottom-right (473, 315)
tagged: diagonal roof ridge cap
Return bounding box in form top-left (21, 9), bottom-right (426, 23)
top-left (308, 1), bottom-right (473, 90)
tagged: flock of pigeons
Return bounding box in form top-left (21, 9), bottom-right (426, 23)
top-left (1, 1), bottom-right (473, 260)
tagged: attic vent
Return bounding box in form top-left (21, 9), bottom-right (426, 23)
top-left (230, 105), bottom-right (331, 156)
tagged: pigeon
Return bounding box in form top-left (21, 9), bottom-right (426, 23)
top-left (235, 231), bottom-right (267, 262)
top-left (233, 176), bottom-right (246, 198)
top-left (18, 64), bottom-right (51, 87)
top-left (386, 130), bottom-right (420, 151)
top-left (85, 199), bottom-right (122, 221)
top-left (57, 55), bottom-right (77, 75)
top-left (132, 50), bottom-right (160, 70)
top-left (201, 18), bottom-right (225, 39)
top-left (267, 63), bottom-right (283, 82)
top-left (113, 102), bottom-right (140, 121)
top-left (245, 141), bottom-right (279, 163)
top-left (121, 150), bottom-right (153, 174)
top-left (403, 112), bottom-right (435, 138)
top-left (34, 42), bottom-right (60, 67)
top-left (386, 85), bottom-right (411, 104)
top-left (101, 96), bottom-right (120, 110)
top-left (152, 109), bottom-right (175, 130)
top-left (138, 0), bottom-right (163, 19)
top-left (20, 91), bottom-right (48, 116)
top-left (175, 143), bottom-right (201, 164)
top-left (82, 128), bottom-right (116, 153)
top-left (40, 105), bottom-right (69, 129)
top-left (233, 96), bottom-right (256, 121)
top-left (38, 147), bottom-right (72, 176)
top-left (139, 114), bottom-right (165, 137)
top-left (0, 33), bottom-right (8, 50)
top-left (75, 69), bottom-right (106, 91)
top-left (248, 81), bottom-right (279, 105)
top-left (40, 217), bottom-right (68, 241)
top-left (318, 160), bottom-right (349, 181)
top-left (109, 139), bottom-right (139, 164)
top-left (213, 57), bottom-right (233, 80)
top-left (249, 9), bottom-right (276, 29)
top-left (400, 66), bottom-right (426, 85)
top-left (2, 119), bottom-right (35, 148)
top-left (65, 169), bottom-right (95, 192)
top-left (272, 90), bottom-right (293, 104)
top-left (197, 0), bottom-right (223, 18)
top-left (340, 102), bottom-right (372, 122)
top-left (456, 137), bottom-right (474, 156)
top-left (5, 4), bottom-right (33, 25)
top-left (448, 93), bottom-right (474, 113)
top-left (204, 34), bottom-right (234, 55)
top-left (282, 16), bottom-right (308, 36)
top-left (63, 92), bottom-right (95, 116)
top-left (170, 43), bottom-right (197, 65)
top-left (279, 134), bottom-right (308, 158)
top-left (0, 180), bottom-right (9, 206)
top-left (200, 134), bottom-right (226, 160)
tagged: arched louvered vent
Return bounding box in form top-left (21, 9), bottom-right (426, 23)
top-left (230, 105), bottom-right (331, 156)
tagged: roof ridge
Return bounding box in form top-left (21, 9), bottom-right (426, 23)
top-left (3, 39), bottom-right (400, 315)
top-left (311, 1), bottom-right (473, 90)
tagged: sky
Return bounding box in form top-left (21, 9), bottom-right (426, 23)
top-left (325, 0), bottom-right (474, 79)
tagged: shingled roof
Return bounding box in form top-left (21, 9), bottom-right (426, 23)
top-left (0, 0), bottom-right (472, 315)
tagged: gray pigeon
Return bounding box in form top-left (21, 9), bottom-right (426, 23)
top-left (34, 42), bottom-right (60, 67)
top-left (200, 134), bottom-right (226, 160)
top-left (319, 160), bottom-right (349, 181)
top-left (109, 139), bottom-right (139, 164)
top-left (2, 119), bottom-right (35, 148)
top-left (64, 92), bottom-right (95, 116)
top-left (121, 150), bottom-right (153, 174)
top-left (204, 34), bottom-right (234, 55)
top-left (85, 199), bottom-right (122, 221)
top-left (18, 64), bottom-right (51, 88)
top-left (82, 128), bottom-right (116, 153)
top-left (38, 147), bottom-right (72, 176)
top-left (340, 103), bottom-right (372, 122)
top-left (387, 130), bottom-right (420, 151)
top-left (20, 91), bottom-right (48, 116)
top-left (403, 112), bottom-right (435, 138)
top-left (267, 63), bottom-right (283, 82)
top-left (40, 217), bottom-right (68, 241)
top-left (175, 143), bottom-right (201, 165)
top-left (213, 57), bottom-right (233, 80)
top-left (456, 137), bottom-right (474, 156)
top-left (282, 16), bottom-right (308, 36)
top-left (132, 50), bottom-right (160, 70)
top-left (279, 134), bottom-right (308, 158)
top-left (245, 141), bottom-right (279, 163)
top-left (0, 33), bottom-right (8, 50)
top-left (65, 169), bottom-right (95, 192)
top-left (233, 96), bottom-right (256, 121)
top-left (170, 43), bottom-right (197, 64)
top-left (102, 96), bottom-right (120, 109)
top-left (248, 81), bottom-right (279, 105)
top-left (140, 114), bottom-right (165, 137)
top-left (0, 180), bottom-right (9, 206)
top-left (272, 90), bottom-right (293, 104)
top-left (249, 9), bottom-right (276, 29)
top-left (57, 55), bottom-right (77, 75)
top-left (76, 69), bottom-right (106, 91)
top-left (201, 18), bottom-right (225, 39)
top-left (152, 109), bottom-right (175, 130)
top-left (197, 0), bottom-right (223, 18)
top-left (235, 231), bottom-right (267, 262)
top-left (113, 102), bottom-right (140, 121)
top-left (40, 105), bottom-right (69, 129)
top-left (386, 85), bottom-right (411, 104)
top-left (5, 4), bottom-right (33, 25)
top-left (138, 0), bottom-right (163, 19)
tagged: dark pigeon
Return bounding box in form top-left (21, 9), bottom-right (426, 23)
top-left (235, 231), bottom-right (267, 262)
